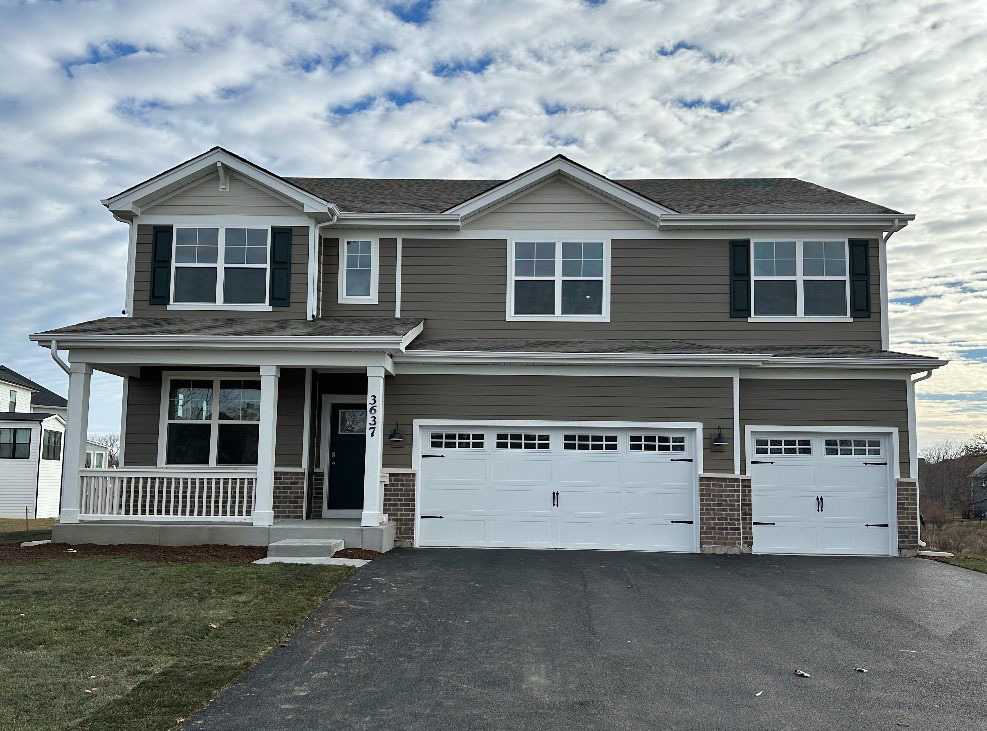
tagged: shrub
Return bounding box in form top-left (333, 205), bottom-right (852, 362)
top-left (921, 501), bottom-right (953, 528)
top-left (923, 521), bottom-right (987, 555)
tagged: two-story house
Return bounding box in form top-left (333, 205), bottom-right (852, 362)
top-left (31, 147), bottom-right (945, 555)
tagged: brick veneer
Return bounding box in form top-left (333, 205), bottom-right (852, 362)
top-left (308, 470), bottom-right (324, 519)
top-left (383, 470), bottom-right (416, 545)
top-left (699, 474), bottom-right (752, 554)
top-left (896, 478), bottom-right (919, 555)
top-left (273, 470), bottom-right (305, 520)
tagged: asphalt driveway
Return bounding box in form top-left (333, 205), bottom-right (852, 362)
top-left (191, 550), bottom-right (987, 730)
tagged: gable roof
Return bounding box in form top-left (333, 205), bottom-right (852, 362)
top-left (0, 365), bottom-right (41, 392)
top-left (971, 462), bottom-right (987, 478)
top-left (30, 385), bottom-right (67, 409)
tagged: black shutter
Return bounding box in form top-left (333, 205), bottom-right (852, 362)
top-left (270, 227), bottom-right (292, 307)
top-left (729, 240), bottom-right (751, 318)
top-left (848, 239), bottom-right (871, 318)
top-left (149, 226), bottom-right (173, 305)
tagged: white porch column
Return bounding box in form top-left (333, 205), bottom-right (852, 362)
top-left (253, 365), bottom-right (280, 527)
top-left (361, 366), bottom-right (386, 526)
top-left (60, 361), bottom-right (92, 523)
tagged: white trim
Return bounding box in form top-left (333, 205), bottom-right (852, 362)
top-left (444, 157), bottom-right (675, 220)
top-left (732, 375), bottom-right (740, 474)
top-left (331, 228), bottom-right (902, 241)
top-left (137, 214), bottom-right (313, 226)
top-left (750, 239), bottom-right (851, 319)
top-left (748, 316), bottom-right (852, 323)
top-left (167, 304), bottom-right (273, 312)
top-left (124, 219), bottom-right (136, 316)
top-left (395, 236), bottom-right (402, 318)
top-left (506, 238), bottom-right (611, 322)
top-left (879, 237), bottom-right (890, 350)
top-left (319, 394), bottom-right (365, 515)
top-left (906, 371), bottom-right (934, 482)
top-left (332, 212), bottom-right (460, 229)
top-left (301, 367), bottom-right (312, 520)
top-left (169, 223), bottom-right (272, 308)
top-left (659, 213), bottom-right (914, 231)
top-left (337, 237), bottom-right (380, 304)
top-left (745, 425), bottom-right (900, 556)
top-left (118, 375), bottom-right (129, 467)
top-left (740, 368), bottom-right (914, 380)
top-left (412, 418), bottom-right (704, 552)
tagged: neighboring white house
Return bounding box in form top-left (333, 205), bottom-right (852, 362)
top-left (86, 443), bottom-right (110, 469)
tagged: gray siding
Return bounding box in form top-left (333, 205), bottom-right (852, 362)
top-left (320, 237), bottom-right (397, 317)
top-left (462, 177), bottom-right (653, 230)
top-left (124, 367), bottom-right (307, 469)
top-left (144, 173), bottom-right (302, 216)
top-left (382, 374), bottom-right (734, 473)
top-left (739, 378), bottom-right (910, 477)
top-left (132, 225), bottom-right (309, 319)
top-left (396, 237), bottom-right (882, 347)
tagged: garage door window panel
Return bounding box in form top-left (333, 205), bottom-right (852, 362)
top-left (754, 437), bottom-right (812, 455)
top-left (496, 433), bottom-right (550, 450)
top-left (430, 432), bottom-right (484, 449)
top-left (563, 434), bottom-right (618, 451)
top-left (630, 434), bottom-right (686, 453)
top-left (825, 438), bottom-right (881, 456)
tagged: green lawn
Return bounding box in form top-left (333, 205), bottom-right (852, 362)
top-left (0, 517), bottom-right (55, 545)
top-left (0, 557), bottom-right (351, 731)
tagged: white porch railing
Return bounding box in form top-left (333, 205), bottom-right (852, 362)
top-left (79, 469), bottom-right (257, 522)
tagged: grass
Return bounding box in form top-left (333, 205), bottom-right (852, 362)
top-left (922, 520), bottom-right (987, 574)
top-left (0, 517), bottom-right (55, 545)
top-left (0, 556), bottom-right (352, 731)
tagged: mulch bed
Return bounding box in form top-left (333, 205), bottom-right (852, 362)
top-left (333, 548), bottom-right (383, 560)
top-left (0, 543), bottom-right (267, 564)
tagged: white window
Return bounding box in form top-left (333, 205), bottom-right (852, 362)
top-left (508, 240), bottom-right (609, 321)
top-left (825, 438), bottom-right (881, 456)
top-left (85, 449), bottom-right (105, 468)
top-left (162, 376), bottom-right (260, 466)
top-left (495, 433), bottom-right (550, 450)
top-left (563, 433), bottom-right (618, 451)
top-left (754, 438), bottom-right (812, 456)
top-left (430, 432), bottom-right (484, 449)
top-left (172, 227), bottom-right (270, 308)
top-left (339, 238), bottom-right (379, 303)
top-left (7, 389), bottom-right (15, 412)
top-left (751, 240), bottom-right (849, 319)
top-left (630, 434), bottom-right (686, 453)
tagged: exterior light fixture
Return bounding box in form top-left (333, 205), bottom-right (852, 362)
top-left (388, 423), bottom-right (404, 443)
top-left (711, 427), bottom-right (729, 451)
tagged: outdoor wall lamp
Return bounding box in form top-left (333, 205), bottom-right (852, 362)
top-left (711, 427), bottom-right (729, 452)
top-left (388, 423), bottom-right (404, 443)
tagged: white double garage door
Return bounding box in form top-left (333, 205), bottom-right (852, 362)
top-left (415, 422), bottom-right (896, 556)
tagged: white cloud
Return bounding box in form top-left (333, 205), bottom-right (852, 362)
top-left (0, 0), bottom-right (984, 443)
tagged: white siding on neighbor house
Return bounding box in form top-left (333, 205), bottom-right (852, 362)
top-left (462, 177), bottom-right (655, 230)
top-left (36, 418), bottom-right (64, 518)
top-left (0, 421), bottom-right (40, 518)
top-left (144, 172), bottom-right (303, 216)
top-left (1, 383), bottom-right (32, 413)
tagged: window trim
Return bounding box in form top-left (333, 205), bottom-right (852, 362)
top-left (748, 238), bottom-right (852, 321)
top-left (338, 237), bottom-right (380, 304)
top-left (168, 224), bottom-right (274, 311)
top-left (157, 371), bottom-right (263, 469)
top-left (506, 238), bottom-right (611, 322)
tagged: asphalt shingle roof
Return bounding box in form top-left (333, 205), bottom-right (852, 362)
top-left (30, 386), bottom-right (67, 408)
top-left (285, 176), bottom-right (900, 215)
top-left (35, 317), bottom-right (424, 338)
top-left (0, 365), bottom-right (42, 392)
top-left (0, 412), bottom-right (55, 422)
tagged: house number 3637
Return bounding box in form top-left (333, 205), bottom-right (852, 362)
top-left (367, 394), bottom-right (378, 438)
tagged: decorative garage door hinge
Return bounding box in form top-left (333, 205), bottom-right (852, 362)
top-left (670, 458), bottom-right (693, 462)
top-left (750, 460), bottom-right (774, 464)
top-left (670, 520), bottom-right (694, 524)
top-left (752, 521), bottom-right (776, 525)
top-left (420, 515), bottom-right (444, 519)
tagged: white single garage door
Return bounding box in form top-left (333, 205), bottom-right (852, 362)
top-left (750, 432), bottom-right (895, 556)
top-left (417, 424), bottom-right (698, 552)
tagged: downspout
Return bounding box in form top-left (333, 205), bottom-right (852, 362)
top-left (312, 206), bottom-right (340, 319)
top-left (879, 218), bottom-right (905, 351)
top-left (49, 340), bottom-right (70, 375)
top-left (910, 368), bottom-right (934, 546)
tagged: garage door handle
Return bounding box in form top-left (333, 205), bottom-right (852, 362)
top-left (865, 523), bottom-right (889, 527)
top-left (750, 460), bottom-right (774, 464)
top-left (670, 458), bottom-right (693, 462)
top-left (864, 462), bottom-right (887, 466)
top-left (422, 455), bottom-right (445, 459)
top-left (670, 520), bottom-right (693, 524)
top-left (753, 521), bottom-right (776, 525)
top-left (420, 515), bottom-right (444, 519)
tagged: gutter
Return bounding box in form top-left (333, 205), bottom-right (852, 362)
top-left (657, 213), bottom-right (916, 230)
top-left (910, 368), bottom-right (935, 547)
top-left (48, 340), bottom-right (70, 375)
top-left (29, 332), bottom-right (419, 352)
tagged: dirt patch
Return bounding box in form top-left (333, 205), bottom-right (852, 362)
top-left (0, 542), bottom-right (266, 564)
top-left (333, 548), bottom-right (383, 560)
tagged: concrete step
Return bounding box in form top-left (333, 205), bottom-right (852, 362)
top-left (267, 538), bottom-right (344, 558)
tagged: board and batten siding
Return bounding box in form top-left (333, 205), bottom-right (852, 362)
top-left (0, 421), bottom-right (41, 518)
top-left (396, 237), bottom-right (882, 346)
top-left (739, 378), bottom-right (910, 477)
top-left (462, 177), bottom-right (654, 230)
top-left (320, 237), bottom-right (397, 317)
top-left (132, 225), bottom-right (309, 318)
top-left (143, 172), bottom-right (303, 217)
top-left (381, 374), bottom-right (735, 473)
top-left (124, 368), bottom-right (306, 468)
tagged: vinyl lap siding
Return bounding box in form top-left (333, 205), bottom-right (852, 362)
top-left (739, 378), bottom-right (910, 477)
top-left (462, 177), bottom-right (654, 230)
top-left (132, 225), bottom-right (309, 318)
top-left (0, 422), bottom-right (41, 518)
top-left (144, 173), bottom-right (302, 217)
top-left (399, 238), bottom-right (882, 346)
top-left (36, 418), bottom-right (64, 518)
top-left (320, 237), bottom-right (397, 317)
top-left (382, 374), bottom-right (734, 473)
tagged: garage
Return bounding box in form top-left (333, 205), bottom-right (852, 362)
top-left (750, 431), bottom-right (896, 556)
top-left (415, 422), bottom-right (700, 552)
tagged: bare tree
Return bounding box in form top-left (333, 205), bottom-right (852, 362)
top-left (920, 438), bottom-right (985, 516)
top-left (966, 432), bottom-right (987, 456)
top-left (87, 432), bottom-right (120, 467)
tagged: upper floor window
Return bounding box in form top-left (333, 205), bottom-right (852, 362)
top-left (508, 240), bottom-right (609, 321)
top-left (7, 389), bottom-right (15, 412)
top-left (751, 240), bottom-right (849, 318)
top-left (172, 227), bottom-right (270, 308)
top-left (339, 238), bottom-right (379, 304)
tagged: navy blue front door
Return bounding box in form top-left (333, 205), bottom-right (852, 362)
top-left (327, 403), bottom-right (367, 510)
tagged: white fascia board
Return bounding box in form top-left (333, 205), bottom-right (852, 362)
top-left (102, 148), bottom-right (337, 219)
top-left (332, 212), bottom-right (461, 229)
top-left (395, 350), bottom-right (770, 366)
top-left (444, 158), bottom-right (674, 220)
top-left (658, 213), bottom-right (915, 231)
top-left (28, 333), bottom-right (413, 352)
top-left (763, 357), bottom-right (948, 370)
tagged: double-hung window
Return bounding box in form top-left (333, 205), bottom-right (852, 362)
top-left (42, 430), bottom-right (62, 461)
top-left (7, 389), bottom-right (16, 412)
top-left (339, 238), bottom-right (379, 303)
top-left (163, 376), bottom-right (260, 466)
top-left (0, 428), bottom-right (30, 459)
top-left (172, 227), bottom-right (270, 307)
top-left (751, 240), bottom-right (850, 318)
top-left (509, 240), bottom-right (609, 320)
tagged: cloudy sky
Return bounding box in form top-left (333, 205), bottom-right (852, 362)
top-left (0, 0), bottom-right (985, 448)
